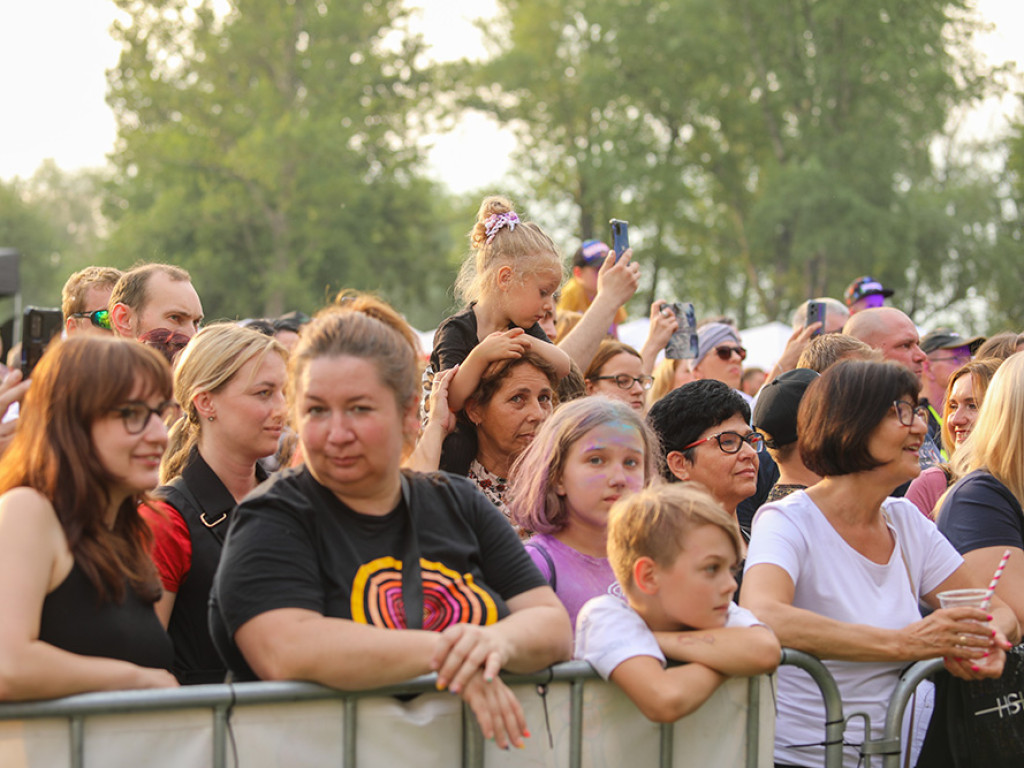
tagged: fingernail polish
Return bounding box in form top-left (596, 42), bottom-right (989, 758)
top-left (435, 681), bottom-right (445, 691)
top-left (523, 730), bottom-right (531, 738)
top-left (983, 652), bottom-right (990, 658)
top-left (971, 665), bottom-right (980, 672)
top-left (987, 615), bottom-right (994, 621)
top-left (954, 657), bottom-right (962, 663)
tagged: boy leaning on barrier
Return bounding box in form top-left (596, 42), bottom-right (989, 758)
top-left (574, 484), bottom-right (780, 723)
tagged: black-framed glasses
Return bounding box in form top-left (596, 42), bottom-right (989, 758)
top-left (892, 400), bottom-right (928, 427)
top-left (70, 309), bottom-right (112, 331)
top-left (683, 430), bottom-right (764, 454)
top-left (110, 400), bottom-right (178, 434)
top-left (591, 374), bottom-right (654, 391)
top-left (714, 345), bottom-right (747, 362)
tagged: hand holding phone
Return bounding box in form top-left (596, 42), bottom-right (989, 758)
top-left (804, 300), bottom-right (827, 338)
top-left (664, 302), bottom-right (699, 359)
top-left (609, 219), bottom-right (629, 262)
top-left (21, 307), bottom-right (63, 379)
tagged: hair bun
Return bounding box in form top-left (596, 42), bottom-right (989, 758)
top-left (470, 195), bottom-right (516, 250)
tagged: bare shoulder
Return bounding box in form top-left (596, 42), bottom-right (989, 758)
top-left (0, 486), bottom-right (61, 522)
top-left (0, 487), bottom-right (68, 560)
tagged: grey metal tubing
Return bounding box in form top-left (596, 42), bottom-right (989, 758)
top-left (746, 675), bottom-right (761, 768)
top-left (780, 647), bottom-right (846, 768)
top-left (69, 715), bottom-right (84, 768)
top-left (343, 696), bottom-right (357, 768)
top-left (569, 677), bottom-right (584, 768)
top-left (212, 704), bottom-right (228, 768)
top-left (878, 658), bottom-right (943, 768)
top-left (658, 722), bottom-right (673, 768)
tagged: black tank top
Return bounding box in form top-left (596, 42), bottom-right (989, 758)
top-left (38, 562), bottom-right (173, 671)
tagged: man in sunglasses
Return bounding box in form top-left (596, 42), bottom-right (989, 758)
top-left (61, 266), bottom-right (123, 336)
top-left (109, 263), bottom-right (204, 362)
top-left (647, 378), bottom-right (762, 529)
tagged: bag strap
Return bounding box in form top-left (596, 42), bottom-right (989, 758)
top-left (167, 475), bottom-right (227, 546)
top-left (399, 473), bottom-right (424, 630)
top-left (524, 541), bottom-right (557, 592)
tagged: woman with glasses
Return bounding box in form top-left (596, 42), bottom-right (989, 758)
top-left (741, 360), bottom-right (1018, 768)
top-left (463, 351), bottom-right (559, 525)
top-left (0, 336), bottom-right (178, 700)
top-left (688, 323), bottom-right (747, 395)
top-left (584, 340), bottom-right (651, 413)
top-left (141, 324), bottom-right (288, 684)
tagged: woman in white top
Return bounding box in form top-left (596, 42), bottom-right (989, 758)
top-left (741, 360), bottom-right (1018, 768)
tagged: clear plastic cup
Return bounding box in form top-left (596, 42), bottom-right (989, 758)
top-left (936, 588), bottom-right (988, 610)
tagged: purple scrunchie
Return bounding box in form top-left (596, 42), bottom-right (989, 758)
top-left (484, 212), bottom-right (520, 244)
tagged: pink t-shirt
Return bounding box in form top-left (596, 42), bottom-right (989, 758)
top-left (525, 533), bottom-right (619, 631)
top-left (905, 466), bottom-right (949, 519)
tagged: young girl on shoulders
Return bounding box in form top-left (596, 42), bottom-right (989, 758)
top-left (507, 396), bottom-right (660, 629)
top-left (575, 484), bottom-right (779, 723)
top-left (430, 197), bottom-right (571, 473)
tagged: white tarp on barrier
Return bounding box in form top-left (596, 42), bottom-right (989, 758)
top-left (0, 674), bottom-right (774, 767)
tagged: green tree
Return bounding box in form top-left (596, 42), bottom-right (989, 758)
top-left (464, 0), bottom-right (1005, 327)
top-left (104, 0), bottom-right (454, 328)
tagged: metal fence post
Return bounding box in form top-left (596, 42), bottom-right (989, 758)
top-left (780, 648), bottom-right (846, 768)
top-left (746, 675), bottom-right (761, 768)
top-left (878, 658), bottom-right (943, 768)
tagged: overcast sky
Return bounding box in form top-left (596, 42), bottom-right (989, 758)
top-left (0, 0), bottom-right (1019, 193)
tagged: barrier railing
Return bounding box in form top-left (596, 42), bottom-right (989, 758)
top-left (0, 661), bottom-right (775, 768)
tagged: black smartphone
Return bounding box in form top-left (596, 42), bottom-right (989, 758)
top-left (665, 302), bottom-right (699, 359)
top-left (21, 306), bottom-right (63, 379)
top-left (804, 300), bottom-right (827, 338)
top-left (609, 219), bottom-right (629, 261)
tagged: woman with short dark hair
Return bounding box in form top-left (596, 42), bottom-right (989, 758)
top-left (741, 360), bottom-right (1018, 768)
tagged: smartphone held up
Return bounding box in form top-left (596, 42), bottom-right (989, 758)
top-left (664, 302), bottom-right (699, 360)
top-left (609, 219), bottom-right (629, 261)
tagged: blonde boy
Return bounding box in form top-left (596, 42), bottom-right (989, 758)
top-left (575, 484), bottom-right (780, 722)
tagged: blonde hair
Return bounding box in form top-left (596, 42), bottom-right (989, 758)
top-left (940, 358), bottom-right (1001, 457)
top-left (951, 352), bottom-right (1024, 506)
top-left (647, 358), bottom-right (682, 408)
top-left (454, 195), bottom-right (562, 305)
top-left (607, 484), bottom-right (744, 595)
top-left (161, 324), bottom-right (287, 483)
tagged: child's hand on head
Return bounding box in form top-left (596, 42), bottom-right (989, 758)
top-left (477, 328), bottom-right (529, 363)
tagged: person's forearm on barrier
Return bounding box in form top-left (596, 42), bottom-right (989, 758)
top-left (653, 625), bottom-right (780, 677)
top-left (741, 563), bottom-right (1004, 663)
top-left (609, 655), bottom-right (726, 724)
top-left (431, 587), bottom-right (572, 693)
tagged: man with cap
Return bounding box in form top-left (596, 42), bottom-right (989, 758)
top-left (557, 239), bottom-right (628, 337)
top-left (919, 328), bottom-right (985, 415)
top-left (752, 369), bottom-right (821, 503)
top-left (843, 275), bottom-right (894, 315)
top-left (688, 322), bottom-right (748, 400)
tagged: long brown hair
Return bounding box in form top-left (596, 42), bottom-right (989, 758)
top-left (0, 336), bottom-right (172, 603)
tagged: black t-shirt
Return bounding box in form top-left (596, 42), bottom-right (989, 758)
top-left (210, 467), bottom-right (546, 679)
top-left (937, 469), bottom-right (1024, 554)
top-left (429, 304), bottom-right (550, 373)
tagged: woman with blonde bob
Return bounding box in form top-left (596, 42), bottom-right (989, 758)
top-left (938, 352), bottom-right (1024, 628)
top-left (508, 396), bottom-right (661, 628)
top-left (142, 323), bottom-right (288, 684)
top-left (0, 336), bottom-right (178, 700)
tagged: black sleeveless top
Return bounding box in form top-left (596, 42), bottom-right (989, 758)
top-left (156, 448), bottom-right (267, 685)
top-left (38, 562), bottom-right (173, 671)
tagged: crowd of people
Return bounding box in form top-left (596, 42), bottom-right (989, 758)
top-left (0, 193), bottom-right (1022, 767)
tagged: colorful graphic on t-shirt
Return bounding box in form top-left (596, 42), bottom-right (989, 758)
top-left (350, 556), bottom-right (498, 630)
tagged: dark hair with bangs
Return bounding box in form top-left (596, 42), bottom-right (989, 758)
top-left (0, 335), bottom-right (172, 603)
top-left (798, 360), bottom-right (920, 477)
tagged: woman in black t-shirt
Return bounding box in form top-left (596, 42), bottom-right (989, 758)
top-left (0, 336), bottom-right (177, 700)
top-left (212, 308), bottom-right (571, 750)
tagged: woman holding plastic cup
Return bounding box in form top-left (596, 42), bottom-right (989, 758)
top-left (741, 360), bottom-right (1018, 768)
top-left (938, 352), bottom-right (1024, 628)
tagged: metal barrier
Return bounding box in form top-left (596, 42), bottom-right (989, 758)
top-left (779, 648), bottom-right (846, 768)
top-left (0, 661), bottom-right (775, 768)
top-left (876, 658), bottom-right (944, 768)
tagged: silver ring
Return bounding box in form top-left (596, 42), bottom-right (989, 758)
top-left (660, 306), bottom-right (672, 317)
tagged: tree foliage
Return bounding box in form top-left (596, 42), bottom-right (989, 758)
top-left (462, 0), bottom-right (1008, 329)
top-left (104, 0), bottom-right (456, 327)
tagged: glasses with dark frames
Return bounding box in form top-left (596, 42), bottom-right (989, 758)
top-left (892, 400), bottom-right (928, 427)
top-left (110, 400), bottom-right (179, 434)
top-left (713, 345), bottom-right (747, 362)
top-left (70, 309), bottom-right (112, 331)
top-left (590, 374), bottom-right (654, 391)
top-left (683, 430), bottom-right (764, 454)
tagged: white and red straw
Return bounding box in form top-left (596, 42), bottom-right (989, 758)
top-left (980, 548), bottom-right (1012, 611)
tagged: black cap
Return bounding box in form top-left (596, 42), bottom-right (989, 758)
top-left (752, 369), bottom-right (819, 449)
top-left (920, 329), bottom-right (985, 355)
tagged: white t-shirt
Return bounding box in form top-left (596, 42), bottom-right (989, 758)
top-left (744, 491), bottom-right (962, 768)
top-left (574, 591), bottom-right (762, 680)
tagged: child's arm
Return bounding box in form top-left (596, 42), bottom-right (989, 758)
top-left (653, 625), bottom-right (780, 677)
top-left (447, 331), bottom-right (529, 411)
top-left (609, 655), bottom-right (726, 723)
top-left (520, 335), bottom-right (572, 378)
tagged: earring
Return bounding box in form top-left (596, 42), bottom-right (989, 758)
top-left (207, 415), bottom-right (215, 422)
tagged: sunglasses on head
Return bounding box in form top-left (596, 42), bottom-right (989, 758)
top-left (713, 344), bottom-right (747, 362)
top-left (70, 309), bottom-right (112, 331)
